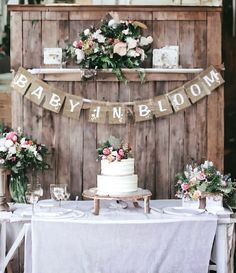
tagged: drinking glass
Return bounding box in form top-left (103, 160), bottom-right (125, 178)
top-left (25, 183), bottom-right (43, 214)
top-left (50, 184), bottom-right (70, 207)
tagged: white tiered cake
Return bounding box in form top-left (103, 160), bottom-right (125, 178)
top-left (97, 158), bottom-right (138, 194)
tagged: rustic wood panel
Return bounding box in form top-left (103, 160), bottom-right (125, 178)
top-left (10, 6), bottom-right (223, 200)
top-left (0, 93), bottom-right (11, 126)
top-left (154, 82), bottom-right (170, 198)
top-left (153, 11), bottom-right (206, 20)
top-left (206, 11), bottom-right (224, 171)
top-left (10, 12), bottom-right (23, 129)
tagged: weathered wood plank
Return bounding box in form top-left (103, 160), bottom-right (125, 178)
top-left (179, 21), bottom-right (194, 68)
top-left (168, 81), bottom-right (185, 198)
top-left (69, 82), bottom-right (84, 198)
top-left (154, 82), bottom-right (171, 199)
top-left (82, 82), bottom-right (97, 191)
top-left (10, 12), bottom-right (23, 129)
top-left (42, 11), bottom-right (69, 20)
top-left (22, 11), bottom-right (41, 20)
top-left (42, 72), bottom-right (189, 82)
top-left (154, 11), bottom-right (206, 20)
top-left (0, 93), bottom-right (11, 126)
top-left (206, 11), bottom-right (224, 171)
top-left (23, 20), bottom-right (41, 68)
top-left (70, 11), bottom-right (152, 21)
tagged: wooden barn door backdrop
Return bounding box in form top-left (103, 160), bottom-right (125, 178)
top-left (9, 5), bottom-right (223, 199)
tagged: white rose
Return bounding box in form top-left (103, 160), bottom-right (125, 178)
top-left (108, 19), bottom-right (118, 29)
top-left (122, 28), bottom-right (129, 35)
top-left (127, 49), bottom-right (139, 58)
top-left (84, 28), bottom-right (90, 36)
top-left (139, 36), bottom-right (153, 47)
top-left (113, 42), bottom-right (127, 56)
top-left (75, 49), bottom-right (85, 64)
top-left (126, 37), bottom-right (137, 50)
top-left (0, 159), bottom-right (5, 164)
top-left (9, 146), bottom-right (16, 155)
top-left (92, 30), bottom-right (105, 43)
top-left (146, 36), bottom-right (153, 44)
top-left (5, 139), bottom-right (14, 148)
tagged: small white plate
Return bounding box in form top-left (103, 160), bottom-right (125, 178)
top-left (163, 207), bottom-right (205, 216)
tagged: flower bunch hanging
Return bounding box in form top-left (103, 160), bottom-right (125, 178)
top-left (63, 12), bottom-right (153, 81)
top-left (175, 160), bottom-right (235, 201)
top-left (97, 136), bottom-right (131, 162)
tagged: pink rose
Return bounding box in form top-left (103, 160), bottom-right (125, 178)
top-left (196, 172), bottom-right (206, 181)
top-left (117, 148), bottom-right (124, 157)
top-left (113, 42), bottom-right (127, 56)
top-left (181, 183), bottom-right (190, 191)
top-left (73, 40), bottom-right (83, 49)
top-left (6, 132), bottom-right (17, 143)
top-left (103, 148), bottom-right (111, 156)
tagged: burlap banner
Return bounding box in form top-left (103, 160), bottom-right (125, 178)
top-left (11, 66), bottom-right (224, 124)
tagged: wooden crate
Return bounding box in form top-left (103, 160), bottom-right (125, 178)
top-left (9, 5), bottom-right (223, 199)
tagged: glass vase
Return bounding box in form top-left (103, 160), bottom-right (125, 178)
top-left (9, 173), bottom-right (28, 203)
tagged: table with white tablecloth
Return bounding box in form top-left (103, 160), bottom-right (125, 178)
top-left (24, 200), bottom-right (218, 273)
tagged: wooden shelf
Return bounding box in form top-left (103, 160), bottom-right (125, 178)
top-left (28, 68), bottom-right (203, 82)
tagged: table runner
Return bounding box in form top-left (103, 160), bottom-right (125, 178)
top-left (27, 200), bottom-right (217, 273)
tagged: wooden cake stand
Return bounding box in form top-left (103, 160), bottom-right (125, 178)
top-left (82, 188), bottom-right (152, 215)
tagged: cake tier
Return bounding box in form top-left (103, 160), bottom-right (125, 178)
top-left (97, 174), bottom-right (138, 193)
top-left (101, 158), bottom-right (134, 176)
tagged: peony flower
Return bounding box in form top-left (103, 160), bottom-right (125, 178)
top-left (139, 36), bottom-right (153, 46)
top-left (113, 42), bottom-right (127, 56)
top-left (103, 147), bottom-right (111, 156)
top-left (6, 132), bottom-right (17, 143)
top-left (75, 49), bottom-right (85, 64)
top-left (126, 37), bottom-right (137, 50)
top-left (117, 148), bottom-right (124, 157)
top-left (192, 190), bottom-right (201, 200)
top-left (84, 28), bottom-right (90, 36)
top-left (181, 183), bottom-right (190, 191)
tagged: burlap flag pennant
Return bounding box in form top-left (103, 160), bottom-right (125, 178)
top-left (184, 77), bottom-right (209, 103)
top-left (11, 67), bottom-right (32, 95)
top-left (42, 86), bottom-right (66, 113)
top-left (199, 65), bottom-right (225, 93)
top-left (168, 86), bottom-right (191, 112)
top-left (151, 95), bottom-right (173, 118)
top-left (88, 103), bottom-right (107, 123)
top-left (62, 94), bottom-right (83, 120)
top-left (134, 99), bottom-right (153, 122)
top-left (25, 78), bottom-right (48, 105)
top-left (108, 104), bottom-right (126, 124)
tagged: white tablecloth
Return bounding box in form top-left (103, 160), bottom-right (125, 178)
top-left (25, 200), bottom-right (217, 273)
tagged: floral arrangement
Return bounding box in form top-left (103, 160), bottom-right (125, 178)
top-left (97, 136), bottom-right (131, 162)
top-left (0, 126), bottom-right (49, 202)
top-left (175, 160), bottom-right (235, 202)
top-left (63, 12), bottom-right (153, 81)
